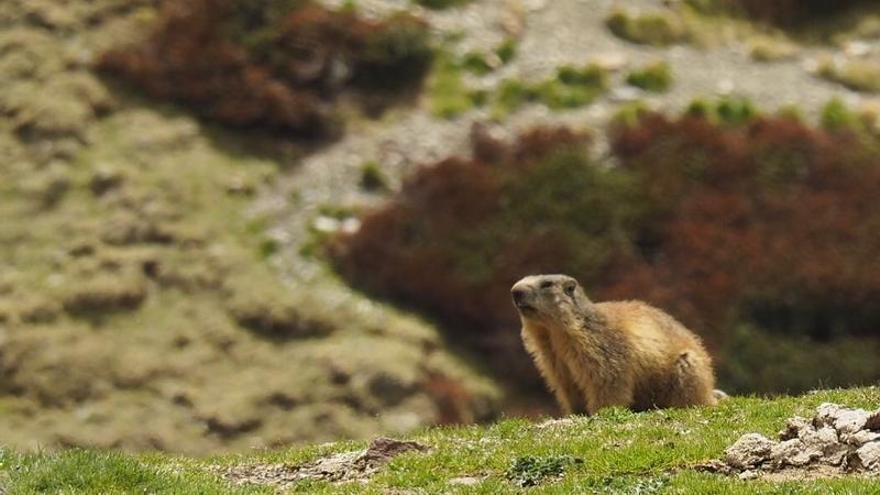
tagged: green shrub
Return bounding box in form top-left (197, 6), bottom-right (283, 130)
top-left (429, 51), bottom-right (473, 118)
top-left (359, 161), bottom-right (389, 192)
top-left (720, 327), bottom-right (880, 394)
top-left (495, 38), bottom-right (518, 64)
top-left (625, 61), bottom-right (673, 92)
top-left (605, 8), bottom-right (689, 46)
top-left (820, 98), bottom-right (860, 132)
top-left (494, 65), bottom-right (608, 114)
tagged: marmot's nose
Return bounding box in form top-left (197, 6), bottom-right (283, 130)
top-left (511, 288), bottom-right (527, 305)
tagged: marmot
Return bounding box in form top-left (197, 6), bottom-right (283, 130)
top-left (511, 274), bottom-right (718, 415)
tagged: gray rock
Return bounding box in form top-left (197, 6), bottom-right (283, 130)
top-left (778, 416), bottom-right (810, 441)
top-left (851, 441), bottom-right (880, 472)
top-left (770, 439), bottom-right (820, 468)
top-left (832, 408), bottom-right (871, 437)
top-left (845, 430), bottom-right (880, 447)
top-left (724, 433), bottom-right (775, 470)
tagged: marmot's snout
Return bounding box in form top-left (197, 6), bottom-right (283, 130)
top-left (511, 283), bottom-right (534, 312)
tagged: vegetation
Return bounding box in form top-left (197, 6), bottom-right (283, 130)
top-left (413, 0), bottom-right (472, 10)
top-left (685, 0), bottom-right (871, 26)
top-left (0, 0), bottom-right (497, 454)
top-left (98, 0), bottom-right (433, 137)
top-left (748, 36), bottom-right (797, 62)
top-left (625, 61), bottom-right (673, 92)
top-left (3, 387), bottom-right (880, 493)
top-left (333, 110), bottom-right (880, 397)
top-left (816, 57), bottom-right (880, 93)
top-left (605, 8), bottom-right (690, 46)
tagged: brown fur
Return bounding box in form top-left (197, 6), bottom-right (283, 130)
top-left (511, 274), bottom-right (717, 415)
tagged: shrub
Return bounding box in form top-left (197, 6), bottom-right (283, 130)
top-left (726, 0), bottom-right (869, 26)
top-left (748, 36), bottom-right (797, 62)
top-left (98, 0), bottom-right (432, 136)
top-left (333, 113), bottom-right (880, 394)
top-left (817, 58), bottom-right (880, 94)
top-left (625, 61), bottom-right (673, 92)
top-left (413, 0), bottom-right (471, 10)
top-left (686, 0), bottom-right (870, 26)
top-left (605, 8), bottom-right (689, 46)
top-left (493, 65), bottom-right (608, 115)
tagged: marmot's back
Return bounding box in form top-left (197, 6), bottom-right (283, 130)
top-left (597, 300), bottom-right (716, 409)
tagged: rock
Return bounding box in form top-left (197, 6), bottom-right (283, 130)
top-left (850, 441), bottom-right (880, 472)
top-left (590, 53), bottom-right (628, 72)
top-left (814, 402), bottom-right (844, 428)
top-left (737, 470), bottom-right (759, 480)
top-left (219, 437), bottom-right (433, 488)
top-left (770, 439), bottom-right (819, 468)
top-left (845, 430), bottom-right (880, 447)
top-left (800, 426), bottom-right (847, 465)
top-left (778, 416), bottom-right (810, 441)
top-left (831, 408), bottom-right (871, 437)
top-left (359, 437), bottom-right (431, 467)
top-left (724, 433), bottom-right (775, 470)
top-left (449, 476), bottom-right (483, 486)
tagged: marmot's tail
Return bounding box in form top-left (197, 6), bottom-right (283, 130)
top-left (713, 389), bottom-right (730, 401)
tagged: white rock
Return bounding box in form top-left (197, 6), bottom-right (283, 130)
top-left (725, 433), bottom-right (775, 470)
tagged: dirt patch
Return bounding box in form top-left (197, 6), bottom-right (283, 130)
top-left (697, 403), bottom-right (880, 480)
top-left (217, 437), bottom-right (431, 489)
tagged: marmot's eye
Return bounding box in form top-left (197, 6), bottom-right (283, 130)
top-left (539, 280), bottom-right (554, 289)
top-left (564, 284), bottom-right (575, 295)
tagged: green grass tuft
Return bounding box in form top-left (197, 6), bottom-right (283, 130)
top-left (626, 61), bottom-right (673, 92)
top-left (606, 8), bottom-right (690, 46)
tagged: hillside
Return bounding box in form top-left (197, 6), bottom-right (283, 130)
top-left (3, 0), bottom-right (880, 459)
top-left (3, 387), bottom-right (879, 493)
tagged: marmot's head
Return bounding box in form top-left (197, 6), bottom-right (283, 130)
top-left (511, 274), bottom-right (592, 327)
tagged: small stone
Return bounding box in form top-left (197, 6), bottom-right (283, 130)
top-left (449, 476), bottom-right (483, 486)
top-left (610, 86), bottom-right (642, 103)
top-left (815, 403), bottom-right (844, 428)
top-left (590, 53), bottom-right (628, 72)
top-left (724, 433), bottom-right (775, 470)
top-left (844, 41), bottom-right (871, 57)
top-left (738, 469), bottom-right (759, 480)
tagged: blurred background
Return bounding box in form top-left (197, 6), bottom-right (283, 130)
top-left (2, 0), bottom-right (879, 454)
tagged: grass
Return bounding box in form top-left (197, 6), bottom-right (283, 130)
top-left (0, 3), bottom-right (499, 455)
top-left (817, 57), bottom-right (880, 93)
top-left (626, 61), bottom-right (673, 92)
top-left (605, 8), bottom-right (690, 46)
top-left (748, 36), bottom-right (798, 62)
top-left (2, 387), bottom-right (879, 493)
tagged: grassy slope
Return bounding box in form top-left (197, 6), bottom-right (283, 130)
top-left (0, 0), bottom-right (498, 454)
top-left (3, 387), bottom-right (879, 494)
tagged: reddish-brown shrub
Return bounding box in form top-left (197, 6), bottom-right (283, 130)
top-left (333, 114), bottom-right (880, 396)
top-left (98, 0), bottom-right (432, 136)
